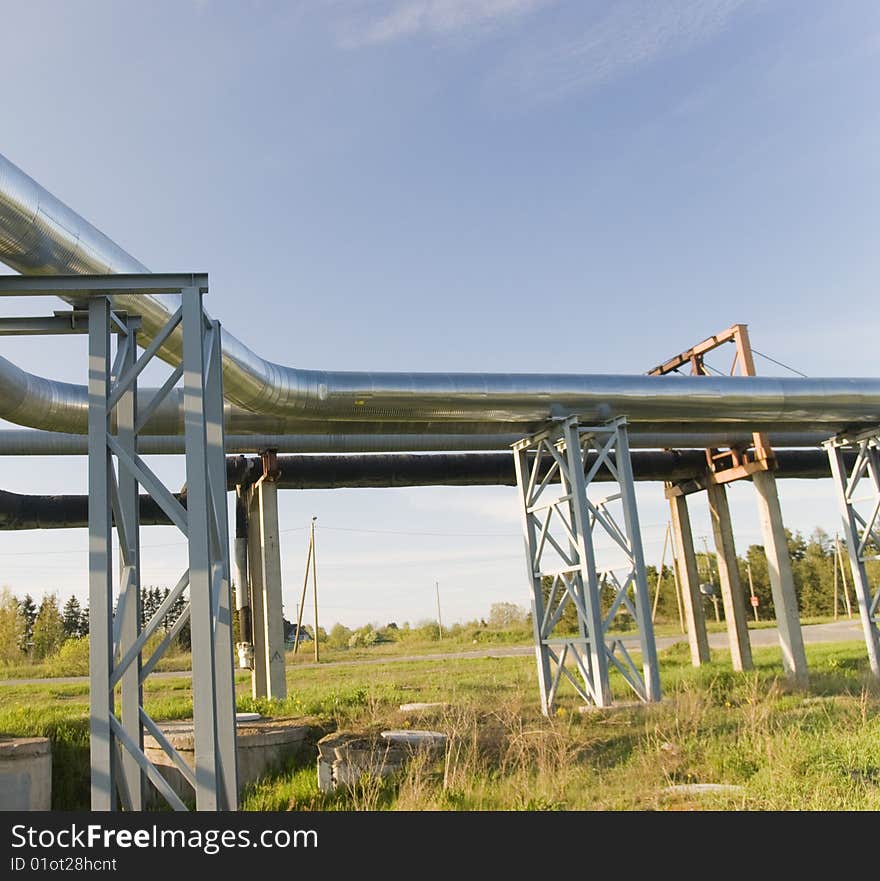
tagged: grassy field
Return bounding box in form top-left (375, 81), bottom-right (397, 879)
top-left (1, 635), bottom-right (879, 811)
top-left (0, 615), bottom-right (842, 679)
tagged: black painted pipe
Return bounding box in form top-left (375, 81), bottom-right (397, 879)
top-left (0, 449), bottom-right (845, 530)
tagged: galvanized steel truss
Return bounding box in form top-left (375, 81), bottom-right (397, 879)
top-left (0, 274), bottom-right (239, 810)
top-left (825, 429), bottom-right (880, 678)
top-left (513, 417), bottom-right (661, 714)
top-left (88, 281), bottom-right (237, 811)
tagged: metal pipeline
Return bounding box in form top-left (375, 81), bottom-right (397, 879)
top-left (1, 151), bottom-right (879, 439)
top-left (233, 488), bottom-right (252, 647)
top-left (0, 449), bottom-right (848, 529)
top-left (0, 428), bottom-right (835, 455)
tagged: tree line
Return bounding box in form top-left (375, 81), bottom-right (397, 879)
top-left (0, 526), bottom-right (873, 665)
top-left (0, 586), bottom-right (191, 665)
top-left (546, 527), bottom-right (875, 632)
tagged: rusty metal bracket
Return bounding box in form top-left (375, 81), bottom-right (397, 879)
top-left (649, 323), bottom-right (776, 484)
top-left (260, 448), bottom-right (281, 483)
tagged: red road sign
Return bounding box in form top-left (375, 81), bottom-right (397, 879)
top-left (750, 596), bottom-right (760, 607)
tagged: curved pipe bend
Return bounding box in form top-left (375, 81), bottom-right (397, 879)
top-left (2, 151), bottom-right (879, 438)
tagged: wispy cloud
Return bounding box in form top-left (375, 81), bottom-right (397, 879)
top-left (489, 0), bottom-right (755, 104)
top-left (336, 0), bottom-right (554, 48)
top-left (332, 1), bottom-right (757, 104)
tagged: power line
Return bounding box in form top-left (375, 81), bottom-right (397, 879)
top-left (318, 525), bottom-right (518, 538)
top-left (0, 519), bottom-right (675, 557)
top-left (751, 348), bottom-right (808, 378)
top-left (701, 361), bottom-right (727, 377)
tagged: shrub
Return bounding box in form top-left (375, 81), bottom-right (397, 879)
top-left (45, 637), bottom-right (90, 677)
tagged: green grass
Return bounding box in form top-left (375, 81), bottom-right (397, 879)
top-left (0, 615), bottom-right (848, 679)
top-left (2, 638), bottom-right (878, 810)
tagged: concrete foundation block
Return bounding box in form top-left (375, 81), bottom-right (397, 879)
top-left (144, 716), bottom-right (318, 806)
top-left (317, 729), bottom-right (447, 793)
top-left (0, 737), bottom-right (52, 811)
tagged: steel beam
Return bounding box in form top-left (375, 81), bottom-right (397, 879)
top-left (115, 314), bottom-right (144, 809)
top-left (87, 296), bottom-right (115, 810)
top-left (0, 272), bottom-right (208, 296)
top-left (825, 432), bottom-right (880, 678)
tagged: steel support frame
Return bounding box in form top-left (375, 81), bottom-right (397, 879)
top-left (825, 430), bottom-right (880, 678)
top-left (84, 279), bottom-right (237, 811)
top-left (513, 416), bottom-right (660, 715)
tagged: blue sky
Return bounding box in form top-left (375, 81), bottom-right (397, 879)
top-left (0, 1), bottom-right (878, 627)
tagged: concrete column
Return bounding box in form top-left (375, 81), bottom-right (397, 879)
top-left (668, 493), bottom-right (710, 667)
top-left (752, 469), bottom-right (809, 686)
top-left (706, 482), bottom-right (753, 671)
top-left (254, 479), bottom-right (287, 699)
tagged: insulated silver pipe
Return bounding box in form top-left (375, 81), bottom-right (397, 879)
top-left (1, 151), bottom-right (879, 438)
top-left (0, 428), bottom-right (833, 455)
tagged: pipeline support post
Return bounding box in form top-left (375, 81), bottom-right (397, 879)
top-left (246, 450), bottom-right (287, 700)
top-left (706, 481), bottom-right (753, 671)
top-left (752, 469), bottom-right (808, 685)
top-left (666, 488), bottom-right (710, 666)
top-left (825, 431), bottom-right (880, 678)
top-left (513, 416), bottom-right (660, 715)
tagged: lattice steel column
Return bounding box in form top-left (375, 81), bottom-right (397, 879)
top-left (513, 416), bottom-right (660, 715)
top-left (83, 276), bottom-right (237, 811)
top-left (825, 431), bottom-right (880, 678)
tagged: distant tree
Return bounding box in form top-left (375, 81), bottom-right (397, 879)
top-left (19, 593), bottom-right (37, 654)
top-left (169, 589), bottom-right (190, 651)
top-left (327, 623), bottom-right (352, 649)
top-left (0, 588), bottom-right (25, 664)
top-left (62, 595), bottom-right (83, 638)
top-left (787, 529), bottom-right (808, 562)
top-left (79, 603), bottom-right (90, 638)
top-left (151, 587), bottom-right (163, 625)
top-left (739, 545), bottom-right (773, 620)
top-left (347, 624), bottom-right (378, 648)
top-left (488, 602), bottom-right (529, 630)
top-left (141, 586), bottom-right (164, 628)
top-left (32, 593), bottom-right (66, 660)
top-left (540, 577), bottom-right (579, 633)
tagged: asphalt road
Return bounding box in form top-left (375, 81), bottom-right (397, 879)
top-left (0, 620), bottom-right (865, 688)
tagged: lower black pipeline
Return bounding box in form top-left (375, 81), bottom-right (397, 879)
top-left (0, 449), bottom-right (846, 530)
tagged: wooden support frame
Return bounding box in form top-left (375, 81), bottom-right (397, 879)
top-left (648, 324), bottom-right (775, 485)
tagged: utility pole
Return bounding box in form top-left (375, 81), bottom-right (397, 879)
top-left (435, 581), bottom-right (443, 641)
top-left (701, 536), bottom-right (721, 623)
top-left (651, 523), bottom-right (671, 623)
top-left (292, 525), bottom-right (312, 656)
top-left (747, 562), bottom-right (759, 622)
top-left (832, 542), bottom-right (839, 621)
top-left (311, 516), bottom-right (319, 662)
top-left (835, 534), bottom-right (853, 619)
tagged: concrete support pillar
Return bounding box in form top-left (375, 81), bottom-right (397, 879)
top-left (668, 493), bottom-right (711, 667)
top-left (246, 479), bottom-right (287, 700)
top-left (752, 469), bottom-right (809, 686)
top-left (706, 482), bottom-right (753, 671)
